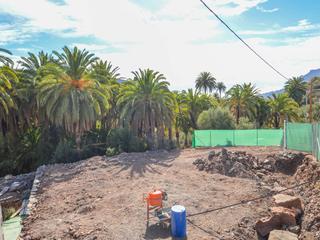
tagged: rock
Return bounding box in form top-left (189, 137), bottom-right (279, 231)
top-left (268, 230), bottom-right (298, 240)
top-left (273, 194), bottom-right (304, 211)
top-left (255, 215), bottom-right (281, 237)
top-left (270, 207), bottom-right (297, 226)
top-left (300, 232), bottom-right (316, 240)
top-left (288, 225), bottom-right (300, 234)
top-left (208, 151), bottom-right (215, 160)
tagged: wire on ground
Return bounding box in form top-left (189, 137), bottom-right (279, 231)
top-left (187, 179), bottom-right (317, 218)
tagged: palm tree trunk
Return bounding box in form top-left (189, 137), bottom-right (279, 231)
top-left (168, 127), bottom-right (172, 141)
top-left (75, 132), bottom-right (81, 151)
top-left (236, 105), bottom-right (240, 124)
top-left (175, 128), bottom-right (180, 147)
top-left (184, 131), bottom-right (188, 147)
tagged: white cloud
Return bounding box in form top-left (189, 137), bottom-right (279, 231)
top-left (256, 6), bottom-right (279, 13)
top-left (0, 0), bottom-right (319, 93)
top-left (240, 19), bottom-right (320, 35)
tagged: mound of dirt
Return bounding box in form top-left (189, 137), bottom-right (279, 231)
top-left (294, 157), bottom-right (320, 239)
top-left (193, 148), bottom-right (260, 179)
top-left (193, 149), bottom-right (305, 180)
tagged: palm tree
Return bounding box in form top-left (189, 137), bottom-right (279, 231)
top-left (216, 82), bottom-right (226, 98)
top-left (90, 60), bottom-right (120, 84)
top-left (182, 89), bottom-right (213, 129)
top-left (0, 49), bottom-right (17, 116)
top-left (37, 46), bottom-right (109, 150)
top-left (0, 48), bottom-right (14, 66)
top-left (227, 83), bottom-right (259, 124)
top-left (18, 51), bottom-right (54, 124)
top-left (284, 76), bottom-right (307, 105)
top-left (0, 66), bottom-right (17, 116)
top-left (118, 69), bottom-right (174, 148)
top-left (195, 72), bottom-right (216, 94)
top-left (173, 91), bottom-right (191, 147)
top-left (90, 60), bottom-right (121, 130)
top-left (268, 93), bottom-right (299, 128)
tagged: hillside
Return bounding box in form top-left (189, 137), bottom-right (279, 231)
top-left (262, 68), bottom-right (320, 98)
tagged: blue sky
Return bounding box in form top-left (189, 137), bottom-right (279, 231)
top-left (0, 0), bottom-right (319, 92)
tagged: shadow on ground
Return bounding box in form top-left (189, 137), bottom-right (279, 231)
top-left (144, 223), bottom-right (171, 239)
top-left (106, 150), bottom-right (181, 178)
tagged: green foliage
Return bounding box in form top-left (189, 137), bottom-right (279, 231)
top-left (284, 76), bottom-right (307, 106)
top-left (51, 139), bottom-right (79, 163)
top-left (107, 128), bottom-right (148, 153)
top-left (195, 71), bottom-right (216, 94)
top-left (268, 93), bottom-right (299, 128)
top-left (236, 117), bottom-right (256, 129)
top-left (106, 147), bottom-right (120, 157)
top-left (197, 107), bottom-right (235, 130)
top-left (118, 69), bottom-right (174, 148)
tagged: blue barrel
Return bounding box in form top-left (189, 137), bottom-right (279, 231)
top-left (171, 205), bottom-right (187, 238)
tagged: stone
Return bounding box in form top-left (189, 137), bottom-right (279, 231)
top-left (270, 206), bottom-right (297, 226)
top-left (255, 215), bottom-right (281, 237)
top-left (300, 232), bottom-right (316, 240)
top-left (288, 225), bottom-right (300, 234)
top-left (268, 230), bottom-right (298, 240)
top-left (273, 194), bottom-right (304, 211)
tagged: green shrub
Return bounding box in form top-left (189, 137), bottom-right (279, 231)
top-left (236, 117), bottom-right (256, 129)
top-left (106, 147), bottom-right (120, 157)
top-left (107, 128), bottom-right (148, 152)
top-left (197, 107), bottom-right (236, 130)
top-left (51, 139), bottom-right (80, 163)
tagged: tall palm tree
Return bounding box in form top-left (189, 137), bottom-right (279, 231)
top-left (118, 69), bottom-right (174, 148)
top-left (90, 60), bottom-right (120, 84)
top-left (90, 60), bottom-right (121, 130)
top-left (37, 46), bottom-right (109, 150)
top-left (195, 72), bottom-right (216, 94)
top-left (216, 82), bottom-right (226, 98)
top-left (227, 83), bottom-right (259, 124)
top-left (284, 76), bottom-right (307, 105)
top-left (268, 93), bottom-right (299, 128)
top-left (18, 51), bottom-right (54, 124)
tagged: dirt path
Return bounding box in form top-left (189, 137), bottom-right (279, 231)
top-left (21, 147), bottom-right (285, 240)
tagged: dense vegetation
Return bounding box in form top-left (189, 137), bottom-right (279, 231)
top-left (0, 46), bottom-right (318, 176)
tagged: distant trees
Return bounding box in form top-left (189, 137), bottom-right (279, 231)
top-left (0, 45), bottom-right (315, 176)
top-left (284, 76), bottom-right (307, 105)
top-left (197, 107), bottom-right (235, 130)
top-left (227, 83), bottom-right (259, 124)
top-left (216, 82), bottom-right (226, 98)
top-left (195, 71), bottom-right (216, 94)
top-left (268, 93), bottom-right (299, 128)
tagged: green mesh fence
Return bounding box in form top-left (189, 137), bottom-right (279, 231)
top-left (193, 129), bottom-right (283, 147)
top-left (286, 123), bottom-right (313, 152)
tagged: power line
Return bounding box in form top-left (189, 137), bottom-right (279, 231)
top-left (200, 0), bottom-right (289, 81)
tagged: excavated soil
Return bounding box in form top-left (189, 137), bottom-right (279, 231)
top-left (19, 147), bottom-right (320, 240)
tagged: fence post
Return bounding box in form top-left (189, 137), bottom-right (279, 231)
top-left (210, 131), bottom-right (212, 147)
top-left (283, 120), bottom-right (287, 151)
top-left (256, 129), bottom-right (259, 146)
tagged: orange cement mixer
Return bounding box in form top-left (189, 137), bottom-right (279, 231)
top-left (144, 189), bottom-right (168, 223)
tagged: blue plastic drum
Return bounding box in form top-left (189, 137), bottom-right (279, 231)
top-left (171, 205), bottom-right (187, 238)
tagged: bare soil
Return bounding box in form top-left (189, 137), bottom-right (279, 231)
top-left (20, 147), bottom-right (317, 240)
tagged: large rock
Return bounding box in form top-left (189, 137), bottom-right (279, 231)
top-left (273, 194), bottom-right (304, 211)
top-left (255, 215), bottom-right (281, 237)
top-left (271, 207), bottom-right (297, 226)
top-left (268, 230), bottom-right (298, 240)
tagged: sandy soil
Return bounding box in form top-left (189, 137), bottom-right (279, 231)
top-left (21, 147), bottom-right (288, 240)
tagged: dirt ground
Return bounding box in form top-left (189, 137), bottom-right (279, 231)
top-left (20, 147), bottom-right (308, 240)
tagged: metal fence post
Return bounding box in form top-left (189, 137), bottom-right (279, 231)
top-left (283, 120), bottom-right (287, 151)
